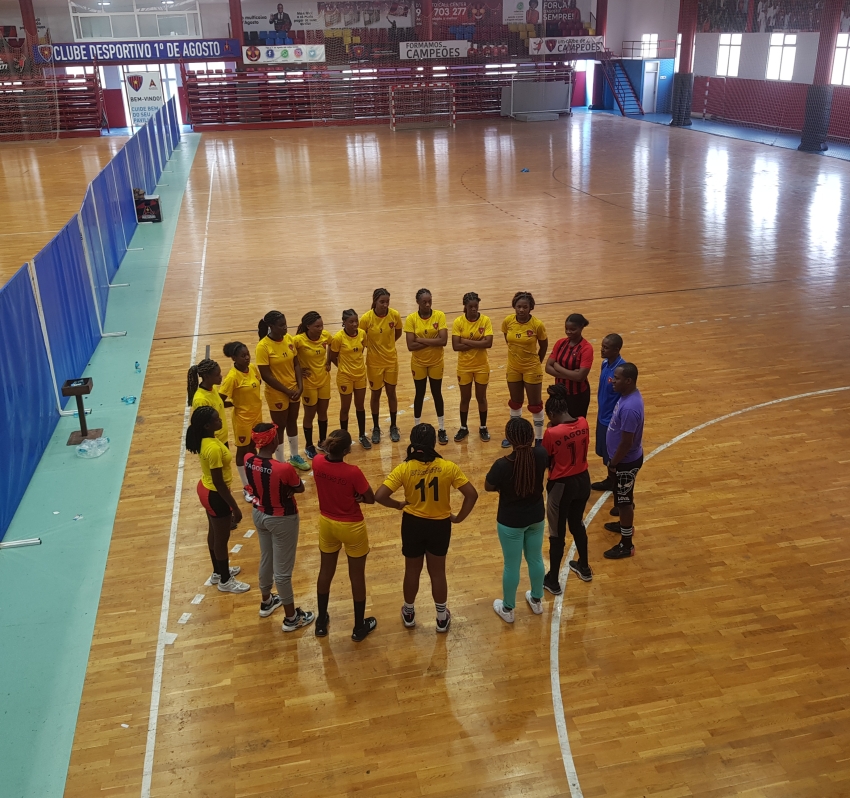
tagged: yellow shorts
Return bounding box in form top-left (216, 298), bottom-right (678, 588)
top-left (506, 366), bottom-right (543, 384)
top-left (302, 378), bottom-right (331, 406)
top-left (318, 516), bottom-right (370, 558)
top-left (232, 412), bottom-right (264, 448)
top-left (367, 364), bottom-right (398, 391)
top-left (264, 386), bottom-right (291, 413)
top-left (337, 373), bottom-right (367, 394)
top-left (411, 361), bottom-right (444, 381)
top-left (457, 369), bottom-right (490, 386)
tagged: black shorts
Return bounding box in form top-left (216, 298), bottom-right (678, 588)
top-left (401, 513), bottom-right (452, 558)
top-left (613, 456), bottom-right (643, 507)
top-left (565, 389), bottom-right (590, 419)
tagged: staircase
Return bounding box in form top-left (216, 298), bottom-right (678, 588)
top-left (599, 52), bottom-right (644, 117)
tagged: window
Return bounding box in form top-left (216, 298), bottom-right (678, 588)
top-left (766, 32), bottom-right (796, 81)
top-left (69, 0), bottom-right (201, 41)
top-left (674, 32), bottom-right (682, 72)
top-left (716, 33), bottom-right (741, 77)
top-left (832, 33), bottom-right (850, 86)
top-left (641, 33), bottom-right (658, 59)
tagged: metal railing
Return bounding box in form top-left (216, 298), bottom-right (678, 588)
top-left (621, 39), bottom-right (677, 60)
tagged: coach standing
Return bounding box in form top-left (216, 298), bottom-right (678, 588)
top-left (591, 333), bottom-right (625, 492)
top-left (602, 363), bottom-right (643, 560)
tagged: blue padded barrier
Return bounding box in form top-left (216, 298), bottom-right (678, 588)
top-left (163, 100), bottom-right (176, 153)
top-left (0, 267), bottom-right (59, 538)
top-left (91, 169), bottom-right (124, 281)
top-left (79, 188), bottom-right (110, 323)
top-left (146, 117), bottom-right (163, 181)
top-left (168, 97), bottom-right (181, 147)
top-left (153, 111), bottom-right (168, 172)
top-left (111, 148), bottom-right (138, 248)
top-left (137, 125), bottom-right (157, 193)
top-left (33, 221), bottom-right (101, 389)
top-left (158, 105), bottom-right (172, 159)
top-left (125, 134), bottom-right (148, 195)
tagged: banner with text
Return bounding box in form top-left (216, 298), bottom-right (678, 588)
top-left (243, 0), bottom-right (413, 31)
top-left (125, 71), bottom-right (164, 127)
top-left (528, 35), bottom-right (602, 56)
top-left (33, 39), bottom-right (240, 64)
top-left (243, 44), bottom-right (326, 62)
top-left (430, 0), bottom-right (500, 25)
top-left (503, 0), bottom-right (590, 25)
top-left (399, 40), bottom-right (471, 59)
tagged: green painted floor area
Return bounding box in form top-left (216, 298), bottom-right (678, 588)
top-left (0, 133), bottom-right (199, 798)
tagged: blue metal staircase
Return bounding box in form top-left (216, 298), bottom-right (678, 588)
top-left (600, 53), bottom-right (644, 117)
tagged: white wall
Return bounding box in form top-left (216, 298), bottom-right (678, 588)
top-left (696, 31), bottom-right (820, 83)
top-left (199, 1), bottom-right (230, 38)
top-left (606, 0), bottom-right (680, 55)
top-left (693, 32), bottom-right (719, 75)
top-left (792, 31), bottom-right (819, 83)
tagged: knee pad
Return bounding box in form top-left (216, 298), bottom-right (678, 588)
top-left (508, 400), bottom-right (523, 410)
top-left (528, 404), bottom-right (543, 414)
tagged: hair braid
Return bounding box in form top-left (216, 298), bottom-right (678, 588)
top-left (505, 417), bottom-right (536, 498)
top-left (258, 310), bottom-right (285, 340)
top-left (545, 383), bottom-right (571, 420)
top-left (405, 423), bottom-right (442, 463)
top-left (322, 429), bottom-right (352, 459)
top-left (462, 291), bottom-right (480, 306)
top-left (371, 288), bottom-right (390, 309)
top-left (297, 311), bottom-right (322, 336)
top-left (187, 358), bottom-right (219, 406)
top-left (185, 405), bottom-right (218, 453)
top-left (511, 291), bottom-right (535, 310)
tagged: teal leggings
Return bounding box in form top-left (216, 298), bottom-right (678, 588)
top-left (497, 520), bottom-right (545, 610)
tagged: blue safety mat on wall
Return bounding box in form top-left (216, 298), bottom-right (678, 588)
top-left (79, 188), bottom-right (110, 323)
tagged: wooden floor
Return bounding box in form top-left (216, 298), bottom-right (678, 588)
top-left (48, 114), bottom-right (850, 796)
top-left (0, 136), bottom-right (128, 283)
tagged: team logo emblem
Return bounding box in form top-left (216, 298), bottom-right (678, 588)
top-left (275, 402), bottom-right (283, 409)
top-left (289, 344), bottom-right (294, 350)
top-left (478, 327), bottom-right (485, 333)
top-left (389, 322), bottom-right (395, 328)
top-left (545, 39), bottom-right (557, 52)
top-left (128, 75), bottom-right (143, 92)
top-left (38, 45), bottom-right (53, 62)
top-left (246, 46), bottom-right (261, 61)
top-left (341, 386), bottom-right (348, 393)
top-left (223, 41), bottom-right (233, 53)
top-left (239, 436), bottom-right (246, 443)
top-left (526, 330), bottom-right (536, 336)
top-left (351, 45), bottom-right (364, 58)
top-left (433, 323), bottom-right (439, 329)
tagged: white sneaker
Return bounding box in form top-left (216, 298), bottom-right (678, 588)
top-left (243, 488), bottom-right (253, 503)
top-left (493, 599), bottom-right (514, 623)
top-left (525, 590), bottom-right (543, 615)
top-left (259, 594), bottom-right (283, 617)
top-left (217, 578), bottom-right (250, 593)
top-left (209, 566), bottom-right (241, 585)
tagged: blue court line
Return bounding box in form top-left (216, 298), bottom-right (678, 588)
top-left (0, 133), bottom-right (199, 798)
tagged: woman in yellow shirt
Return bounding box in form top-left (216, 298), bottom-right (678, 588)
top-left (403, 288), bottom-right (449, 445)
top-left (359, 287), bottom-right (402, 445)
top-left (451, 291), bottom-right (494, 443)
top-left (219, 341), bottom-right (263, 503)
top-left (256, 310), bottom-right (310, 472)
top-left (187, 358), bottom-right (229, 447)
top-left (375, 423), bottom-right (478, 632)
top-left (500, 291), bottom-right (549, 447)
top-left (328, 309), bottom-right (371, 449)
top-left (185, 406), bottom-right (249, 593)
top-left (294, 311), bottom-right (332, 459)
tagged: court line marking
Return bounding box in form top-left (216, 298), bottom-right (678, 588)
top-left (550, 384), bottom-right (850, 798)
top-left (140, 150), bottom-right (217, 798)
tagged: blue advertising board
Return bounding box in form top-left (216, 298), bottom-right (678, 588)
top-left (33, 38), bottom-right (240, 64)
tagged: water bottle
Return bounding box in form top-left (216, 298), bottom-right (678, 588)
top-left (121, 396), bottom-right (137, 404)
top-left (76, 436), bottom-right (110, 459)
top-left (135, 361), bottom-right (141, 373)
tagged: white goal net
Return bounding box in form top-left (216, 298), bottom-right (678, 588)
top-left (389, 82), bottom-right (456, 131)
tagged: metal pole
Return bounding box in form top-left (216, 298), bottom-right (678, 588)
top-left (0, 538), bottom-right (42, 549)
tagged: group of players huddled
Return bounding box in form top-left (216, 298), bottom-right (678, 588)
top-left (184, 288), bottom-right (645, 642)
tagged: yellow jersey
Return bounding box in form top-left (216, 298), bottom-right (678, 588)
top-left (294, 330), bottom-right (332, 387)
top-left (331, 328), bottom-right (367, 379)
top-left (451, 313), bottom-right (493, 372)
top-left (219, 364), bottom-right (262, 427)
top-left (403, 310), bottom-right (447, 367)
top-left (199, 436), bottom-right (233, 491)
top-left (359, 308), bottom-right (402, 369)
top-left (382, 457), bottom-right (469, 520)
top-left (255, 334), bottom-right (298, 390)
top-left (191, 386), bottom-right (228, 445)
top-left (501, 314), bottom-right (548, 372)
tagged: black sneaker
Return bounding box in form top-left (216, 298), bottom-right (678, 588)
top-left (454, 427), bottom-right (469, 442)
top-left (390, 426), bottom-right (401, 442)
top-left (305, 444), bottom-right (317, 460)
top-left (438, 429), bottom-right (448, 445)
top-left (315, 612), bottom-right (330, 637)
top-left (479, 427), bottom-right (490, 442)
top-left (401, 605), bottom-right (416, 628)
top-left (282, 607), bottom-right (316, 632)
top-left (604, 522), bottom-right (622, 533)
top-left (435, 609), bottom-right (452, 633)
top-left (543, 573), bottom-right (562, 595)
top-left (359, 434), bottom-right (372, 450)
top-left (352, 616), bottom-right (377, 641)
top-left (501, 438), bottom-right (511, 448)
top-left (568, 561), bottom-right (593, 582)
top-left (609, 505), bottom-right (620, 517)
top-left (316, 441), bottom-right (327, 454)
top-left (603, 541), bottom-right (635, 560)
top-left (259, 594), bottom-right (283, 617)
top-left (371, 427), bottom-right (381, 444)
top-left (591, 478), bottom-right (614, 491)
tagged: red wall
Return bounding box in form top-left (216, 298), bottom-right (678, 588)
top-left (103, 88), bottom-right (127, 129)
top-left (572, 70), bottom-right (586, 106)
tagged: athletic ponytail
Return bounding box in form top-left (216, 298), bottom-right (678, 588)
top-left (186, 405), bottom-right (218, 453)
top-left (505, 417), bottom-right (536, 498)
top-left (297, 311), bottom-right (321, 336)
top-left (258, 310), bottom-right (285, 340)
top-left (187, 358), bottom-right (219, 407)
top-left (322, 429), bottom-right (352, 459)
top-left (405, 423), bottom-right (442, 463)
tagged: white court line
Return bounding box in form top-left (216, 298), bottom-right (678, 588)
top-left (550, 384), bottom-right (850, 798)
top-left (140, 150), bottom-right (217, 798)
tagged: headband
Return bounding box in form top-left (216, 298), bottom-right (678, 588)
top-left (251, 424), bottom-right (278, 448)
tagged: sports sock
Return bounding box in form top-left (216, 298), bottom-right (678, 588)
top-left (356, 410), bottom-right (366, 436)
top-left (403, 601), bottom-right (415, 613)
top-left (414, 417), bottom-right (421, 425)
top-left (620, 525), bottom-right (634, 547)
top-left (353, 599), bottom-right (366, 628)
top-left (317, 591), bottom-right (330, 619)
top-left (303, 425), bottom-right (314, 448)
top-left (532, 410), bottom-right (545, 441)
top-left (275, 443), bottom-right (285, 462)
top-left (459, 410), bottom-right (468, 429)
top-left (435, 601), bottom-right (447, 621)
top-left (236, 465), bottom-right (247, 486)
top-left (437, 416), bottom-right (445, 431)
top-left (340, 418), bottom-right (349, 431)
top-left (509, 405), bottom-right (522, 419)
top-left (479, 410), bottom-right (488, 428)
top-left (318, 419), bottom-right (328, 443)
top-left (390, 411), bottom-right (397, 427)
top-left (372, 412), bottom-right (380, 429)
top-left (288, 435), bottom-right (299, 459)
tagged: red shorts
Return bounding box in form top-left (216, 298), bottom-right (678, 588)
top-left (197, 481), bottom-right (231, 518)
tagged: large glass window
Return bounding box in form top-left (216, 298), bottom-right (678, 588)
top-left (832, 33), bottom-right (850, 86)
top-left (69, 0), bottom-right (201, 40)
top-left (716, 33), bottom-right (741, 77)
top-left (766, 32), bottom-right (796, 81)
top-left (640, 33), bottom-right (658, 59)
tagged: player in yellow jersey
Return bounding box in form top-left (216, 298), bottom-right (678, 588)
top-left (403, 288), bottom-right (449, 445)
top-left (328, 309), bottom-right (371, 449)
top-left (359, 287), bottom-right (402, 445)
top-left (500, 291), bottom-right (549, 447)
top-left (220, 341), bottom-right (263, 503)
top-left (451, 291), bottom-right (494, 443)
top-left (256, 310), bottom-right (310, 473)
top-left (294, 311), bottom-right (332, 460)
top-left (187, 358), bottom-right (229, 448)
top-left (375, 424), bottom-right (478, 632)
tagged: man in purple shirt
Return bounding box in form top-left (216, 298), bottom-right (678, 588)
top-left (602, 363), bottom-right (643, 560)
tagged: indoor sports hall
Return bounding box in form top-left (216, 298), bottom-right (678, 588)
top-left (2, 0), bottom-right (849, 796)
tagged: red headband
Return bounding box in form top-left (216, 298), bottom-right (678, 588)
top-left (251, 424), bottom-right (278, 448)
